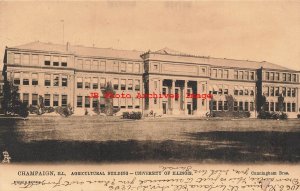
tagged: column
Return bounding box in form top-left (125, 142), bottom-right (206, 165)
top-left (197, 81), bottom-right (201, 113)
top-left (171, 79), bottom-right (175, 112)
top-left (183, 80), bottom-right (187, 112)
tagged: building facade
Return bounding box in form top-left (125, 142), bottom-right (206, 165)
top-left (2, 42), bottom-right (300, 117)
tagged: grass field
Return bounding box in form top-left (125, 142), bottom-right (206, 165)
top-left (0, 116), bottom-right (299, 163)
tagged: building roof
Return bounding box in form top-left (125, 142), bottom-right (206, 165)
top-left (149, 48), bottom-right (292, 71)
top-left (9, 41), bottom-right (144, 61)
top-left (8, 41), bottom-right (294, 71)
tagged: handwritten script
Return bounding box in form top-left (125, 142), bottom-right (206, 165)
top-left (10, 166), bottom-right (299, 191)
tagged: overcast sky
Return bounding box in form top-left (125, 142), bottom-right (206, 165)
top-left (0, 1), bottom-right (299, 70)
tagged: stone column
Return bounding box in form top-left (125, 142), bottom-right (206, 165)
top-left (171, 80), bottom-right (175, 113)
top-left (183, 80), bottom-right (187, 113)
top-left (197, 81), bottom-right (201, 114)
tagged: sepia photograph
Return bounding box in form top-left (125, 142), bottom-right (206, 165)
top-left (0, 1), bottom-right (300, 165)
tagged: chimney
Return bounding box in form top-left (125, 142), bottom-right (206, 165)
top-left (66, 42), bottom-right (70, 51)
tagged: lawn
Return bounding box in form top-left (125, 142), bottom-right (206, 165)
top-left (0, 116), bottom-right (299, 163)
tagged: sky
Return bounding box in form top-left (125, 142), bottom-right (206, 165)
top-left (0, 1), bottom-right (299, 70)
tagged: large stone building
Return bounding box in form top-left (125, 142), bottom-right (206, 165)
top-left (2, 41), bottom-right (300, 117)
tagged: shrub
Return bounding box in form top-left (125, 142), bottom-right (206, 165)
top-left (17, 102), bottom-right (29, 118)
top-left (55, 104), bottom-right (73, 117)
top-left (297, 114), bottom-right (300, 119)
top-left (212, 111), bottom-right (251, 118)
top-left (122, 112), bottom-right (142, 120)
top-left (258, 111), bottom-right (288, 120)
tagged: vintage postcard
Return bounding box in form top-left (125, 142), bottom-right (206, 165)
top-left (0, 1), bottom-right (299, 191)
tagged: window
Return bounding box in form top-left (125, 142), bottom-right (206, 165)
top-left (283, 102), bottom-right (286, 112)
top-left (32, 55), bottom-right (39, 65)
top-left (53, 94), bottom-right (59, 106)
top-left (270, 102), bottom-right (274, 112)
top-left (287, 88), bottom-right (291, 97)
top-left (120, 62), bottom-right (126, 72)
top-left (154, 81), bottom-right (158, 89)
top-left (32, 73), bottom-right (38, 85)
top-left (292, 74), bottom-right (297, 82)
top-left (234, 101), bottom-right (238, 111)
top-left (287, 74), bottom-right (291, 82)
top-left (202, 99), bottom-right (205, 106)
top-left (120, 98), bottom-right (126, 108)
top-left (92, 60), bottom-right (99, 70)
top-left (77, 77), bottom-right (83, 89)
top-left (121, 79), bottom-right (126, 90)
top-left (135, 98), bottom-right (140, 108)
top-left (92, 77), bottom-right (98, 89)
top-left (244, 71), bottom-right (249, 80)
top-left (61, 57), bottom-right (67, 67)
top-left (292, 103), bottom-right (296, 112)
top-left (127, 98), bottom-right (133, 108)
top-left (202, 84), bottom-right (206, 92)
top-left (175, 89), bottom-right (179, 101)
top-left (275, 102), bottom-right (279, 111)
top-left (287, 102), bottom-right (291, 112)
top-left (13, 73), bottom-right (20, 85)
top-left (266, 72), bottom-right (270, 80)
top-left (153, 64), bottom-right (158, 70)
top-left (283, 73), bottom-right (287, 81)
top-left (100, 61), bottom-right (106, 71)
top-left (282, 87), bottom-right (286, 97)
top-left (53, 56), bottom-right (59, 66)
top-left (264, 102), bottom-right (269, 111)
top-left (250, 89), bottom-right (254, 96)
top-left (162, 88), bottom-right (167, 95)
top-left (234, 71), bottom-right (238, 79)
top-left (250, 72), bottom-right (254, 80)
top-left (113, 78), bottom-right (119, 90)
top-left (113, 61), bottom-right (119, 72)
top-left (23, 93), bottom-right (29, 105)
top-left (135, 80), bottom-right (140, 91)
top-left (134, 63), bottom-right (140, 73)
top-left (218, 101), bottom-right (223, 111)
top-left (224, 101), bottom-right (228, 111)
top-left (270, 87), bottom-right (274, 96)
top-left (275, 87), bottom-right (279, 96)
top-left (62, 75), bottom-right (68, 87)
top-left (245, 102), bottom-right (249, 111)
top-left (238, 71), bottom-right (243, 79)
top-left (218, 69), bottom-right (223, 78)
top-left (113, 97), bottom-right (119, 108)
top-left (14, 54), bottom-right (21, 64)
top-left (244, 89), bottom-right (249, 96)
top-left (234, 89), bottom-right (239, 96)
top-left (53, 75), bottom-right (59, 86)
top-left (250, 102), bottom-right (254, 111)
top-left (77, 96), bottom-right (83, 108)
top-left (84, 60), bottom-right (91, 70)
top-left (61, 95), bottom-right (67, 107)
top-left (224, 70), bottom-right (229, 79)
top-left (92, 98), bottom-right (98, 108)
top-left (239, 101), bottom-right (243, 111)
top-left (22, 54), bottom-right (30, 65)
top-left (31, 94), bottom-right (38, 106)
top-left (212, 101), bottom-right (217, 111)
top-left (275, 73), bottom-right (279, 81)
top-left (128, 79), bottom-right (133, 90)
top-left (264, 87), bottom-right (269, 96)
top-left (202, 68), bottom-right (206, 74)
top-left (44, 74), bottom-right (51, 86)
top-left (85, 78), bottom-right (91, 89)
top-left (85, 96), bottom-right (90, 108)
top-left (212, 69), bottom-right (217, 78)
top-left (100, 78), bottom-right (106, 89)
top-left (218, 88), bottom-right (223, 95)
top-left (239, 89), bottom-right (243, 96)
top-left (127, 63), bottom-right (133, 72)
top-left (291, 88), bottom-right (296, 97)
top-left (224, 89), bottom-right (228, 95)
top-left (77, 59), bottom-right (83, 69)
top-left (44, 94), bottom-right (50, 106)
top-left (23, 73), bottom-right (29, 85)
top-left (154, 98), bottom-right (157, 105)
top-left (270, 72), bottom-right (274, 81)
